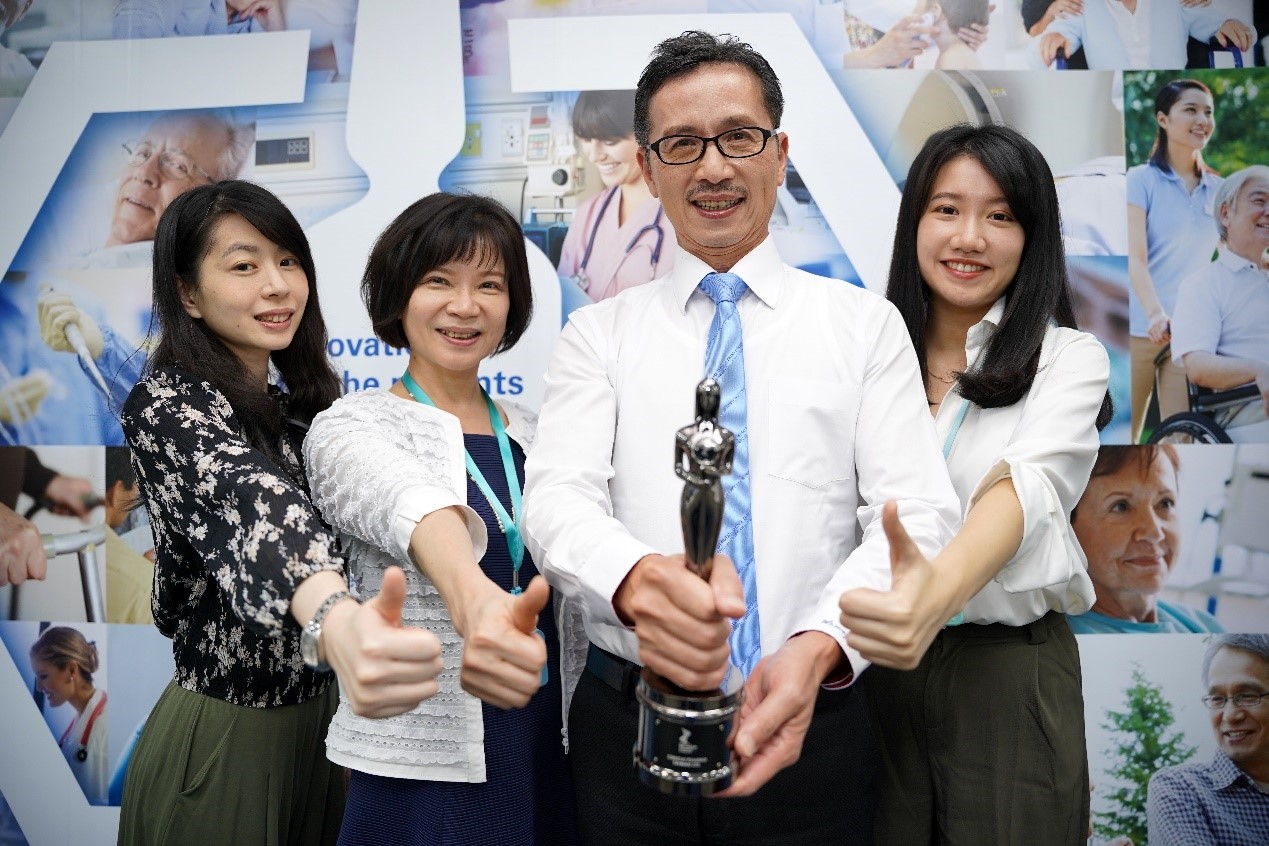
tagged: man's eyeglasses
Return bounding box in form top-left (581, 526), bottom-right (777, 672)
top-left (123, 141), bottom-right (213, 184)
top-left (647, 127), bottom-right (778, 166)
top-left (1200, 692), bottom-right (1269, 710)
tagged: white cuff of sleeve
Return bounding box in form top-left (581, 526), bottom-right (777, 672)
top-left (580, 533), bottom-right (659, 629)
top-left (390, 488), bottom-right (488, 563)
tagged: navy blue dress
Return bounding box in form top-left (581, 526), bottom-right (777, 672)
top-left (338, 436), bottom-right (579, 846)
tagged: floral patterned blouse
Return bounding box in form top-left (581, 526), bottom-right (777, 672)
top-left (121, 367), bottom-right (345, 707)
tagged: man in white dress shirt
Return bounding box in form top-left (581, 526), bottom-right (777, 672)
top-left (1171, 165), bottom-right (1269, 441)
top-left (523, 30), bottom-right (960, 845)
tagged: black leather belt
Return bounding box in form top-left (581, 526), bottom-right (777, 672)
top-left (586, 643), bottom-right (641, 700)
top-left (939, 610), bottom-right (1066, 645)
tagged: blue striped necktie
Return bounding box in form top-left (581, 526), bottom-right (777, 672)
top-left (699, 271), bottom-right (760, 677)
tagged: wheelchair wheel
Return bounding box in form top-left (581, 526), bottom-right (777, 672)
top-left (1147, 412), bottom-right (1232, 444)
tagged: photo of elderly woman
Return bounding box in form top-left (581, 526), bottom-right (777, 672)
top-left (1070, 445), bottom-right (1221, 633)
top-left (1070, 444), bottom-right (1269, 633)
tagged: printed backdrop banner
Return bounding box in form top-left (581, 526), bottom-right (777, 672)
top-left (0, 2), bottom-right (1265, 844)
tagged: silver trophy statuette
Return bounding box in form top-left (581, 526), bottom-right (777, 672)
top-left (633, 378), bottom-right (744, 796)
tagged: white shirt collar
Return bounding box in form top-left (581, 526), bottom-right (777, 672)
top-left (670, 235), bottom-right (783, 313)
top-left (1215, 246), bottom-right (1267, 275)
top-left (965, 297), bottom-right (1006, 356)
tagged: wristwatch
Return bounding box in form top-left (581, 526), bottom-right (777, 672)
top-left (300, 590), bottom-right (355, 672)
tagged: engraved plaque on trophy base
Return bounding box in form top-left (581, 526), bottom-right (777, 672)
top-left (633, 669), bottom-right (743, 796)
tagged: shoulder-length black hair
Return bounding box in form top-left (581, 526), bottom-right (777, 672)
top-left (361, 192), bottom-right (532, 354)
top-left (146, 180), bottom-right (340, 453)
top-left (1146, 78), bottom-right (1217, 175)
top-left (886, 123), bottom-right (1111, 426)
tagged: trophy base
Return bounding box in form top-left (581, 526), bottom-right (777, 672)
top-left (633, 671), bottom-right (744, 797)
top-left (633, 757), bottom-right (735, 797)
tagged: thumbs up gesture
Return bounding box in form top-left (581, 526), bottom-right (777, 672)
top-left (837, 502), bottom-right (955, 670)
top-left (364, 563), bottom-right (414, 626)
top-left (455, 575), bottom-right (550, 709)
top-left (321, 566), bottom-right (445, 718)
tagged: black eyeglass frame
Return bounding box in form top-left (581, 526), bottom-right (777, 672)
top-left (646, 127), bottom-right (779, 166)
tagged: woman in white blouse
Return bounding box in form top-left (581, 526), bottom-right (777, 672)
top-left (304, 193), bottom-right (584, 846)
top-left (838, 123), bottom-right (1112, 844)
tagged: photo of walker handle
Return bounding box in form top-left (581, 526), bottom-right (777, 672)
top-left (41, 525), bottom-right (106, 558)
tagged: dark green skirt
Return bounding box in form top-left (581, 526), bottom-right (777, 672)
top-left (117, 680), bottom-right (345, 846)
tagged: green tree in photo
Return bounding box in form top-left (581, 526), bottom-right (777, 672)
top-left (1094, 666), bottom-right (1196, 844)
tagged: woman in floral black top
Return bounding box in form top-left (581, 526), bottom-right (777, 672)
top-left (116, 181), bottom-right (444, 845)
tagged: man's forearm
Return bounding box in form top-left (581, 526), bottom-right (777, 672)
top-left (1183, 350), bottom-right (1265, 390)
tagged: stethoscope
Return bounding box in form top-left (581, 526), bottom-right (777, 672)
top-left (59, 690), bottom-right (107, 763)
top-left (570, 186), bottom-right (666, 296)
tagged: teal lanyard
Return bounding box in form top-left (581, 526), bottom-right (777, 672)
top-left (942, 397), bottom-right (971, 460)
top-left (400, 371), bottom-right (527, 593)
top-left (941, 396), bottom-right (971, 627)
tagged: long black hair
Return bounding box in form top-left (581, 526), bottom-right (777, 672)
top-left (886, 123), bottom-right (1111, 427)
top-left (146, 180), bottom-right (340, 454)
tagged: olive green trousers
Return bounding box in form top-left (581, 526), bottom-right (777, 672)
top-left (117, 681), bottom-right (345, 846)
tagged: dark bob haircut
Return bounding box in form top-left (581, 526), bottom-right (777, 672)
top-left (148, 180), bottom-right (340, 452)
top-left (633, 30), bottom-right (783, 148)
top-left (362, 192), bottom-right (532, 354)
top-left (572, 90), bottom-right (637, 141)
top-left (886, 123), bottom-right (1111, 426)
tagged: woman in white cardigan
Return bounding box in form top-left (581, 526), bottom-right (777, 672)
top-left (304, 193), bottom-right (584, 846)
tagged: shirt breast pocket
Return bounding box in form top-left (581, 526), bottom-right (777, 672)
top-left (766, 377), bottom-right (857, 490)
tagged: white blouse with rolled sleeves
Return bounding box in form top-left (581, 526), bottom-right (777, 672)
top-left (938, 298), bottom-right (1109, 625)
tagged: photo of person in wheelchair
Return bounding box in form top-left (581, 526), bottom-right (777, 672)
top-left (1160, 164), bottom-right (1269, 443)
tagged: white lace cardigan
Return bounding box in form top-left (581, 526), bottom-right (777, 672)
top-left (303, 388), bottom-right (588, 782)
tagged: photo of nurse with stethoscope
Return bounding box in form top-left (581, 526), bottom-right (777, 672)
top-left (30, 625), bottom-right (109, 805)
top-left (557, 89), bottom-right (675, 302)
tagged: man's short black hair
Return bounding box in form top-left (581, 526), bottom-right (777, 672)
top-left (633, 31), bottom-right (783, 148)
